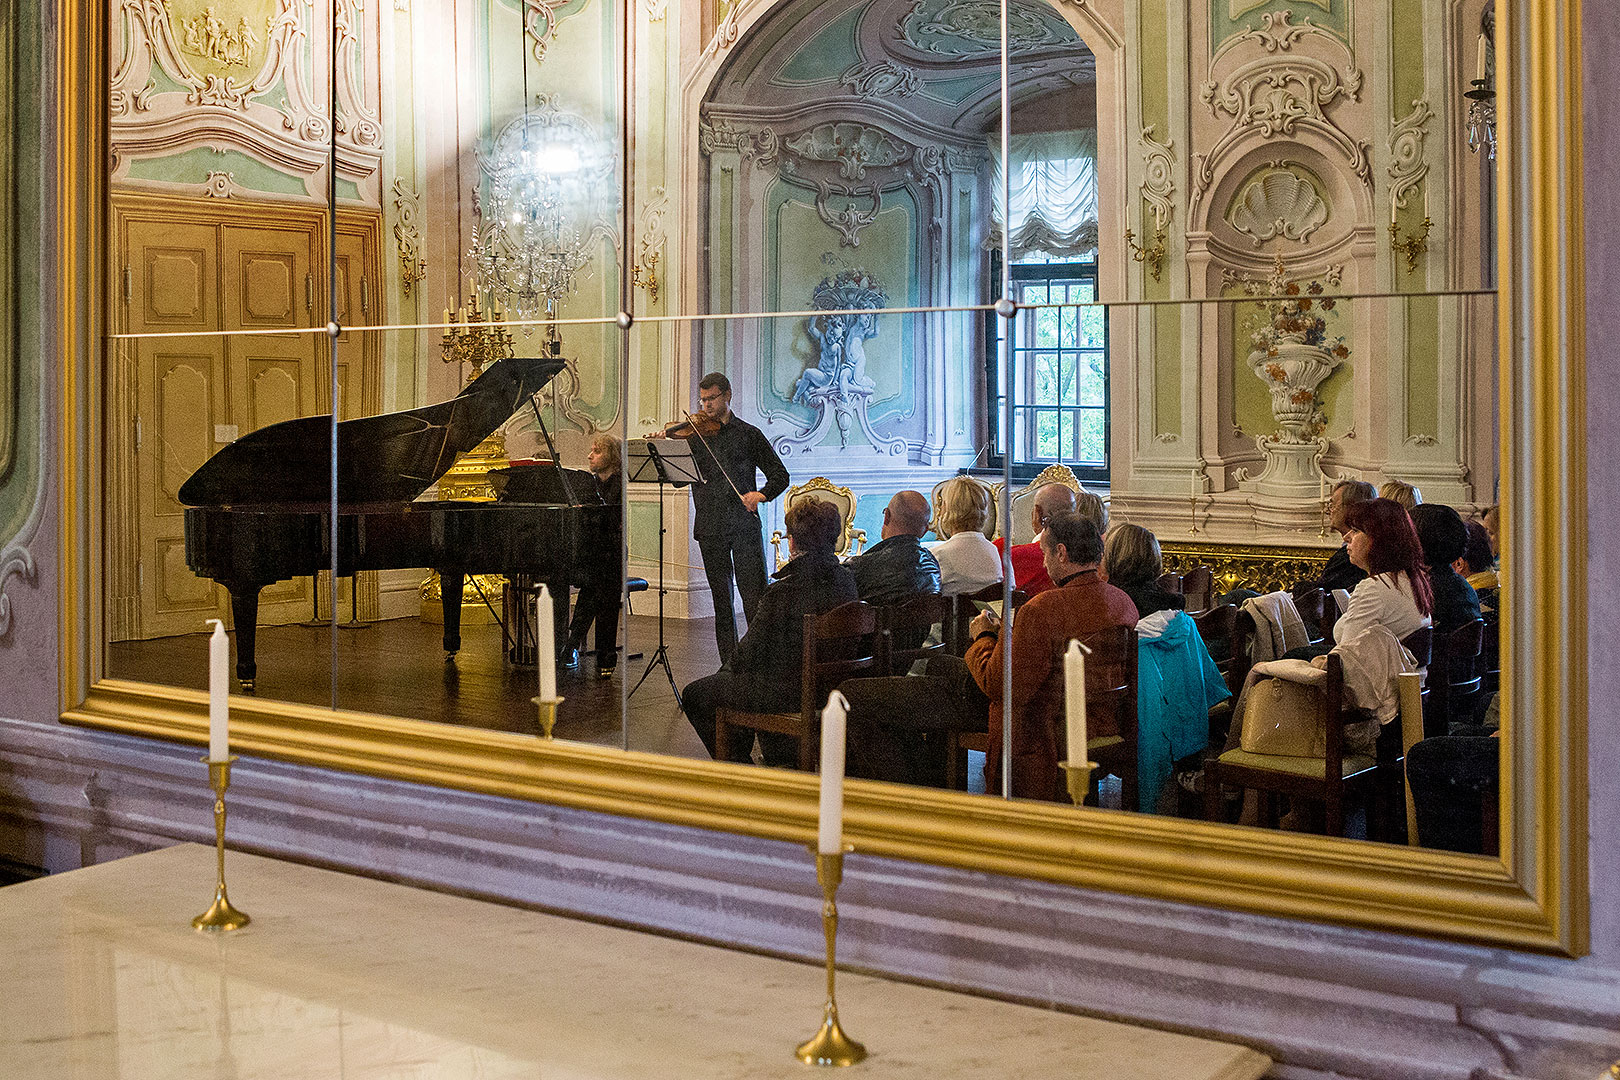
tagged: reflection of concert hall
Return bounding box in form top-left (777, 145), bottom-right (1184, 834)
top-left (2, 1), bottom-right (1616, 1077)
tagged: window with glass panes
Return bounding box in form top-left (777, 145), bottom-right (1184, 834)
top-left (986, 259), bottom-right (1108, 482)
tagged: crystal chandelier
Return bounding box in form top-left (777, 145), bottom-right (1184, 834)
top-left (468, 95), bottom-right (617, 329)
top-left (1466, 10), bottom-right (1496, 162)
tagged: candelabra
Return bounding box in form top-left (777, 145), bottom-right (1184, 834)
top-left (1124, 224), bottom-right (1168, 283)
top-left (440, 292), bottom-right (516, 377)
top-left (1390, 218), bottom-right (1432, 275)
top-left (192, 757), bottom-right (250, 932)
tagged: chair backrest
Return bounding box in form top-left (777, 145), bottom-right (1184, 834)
top-left (877, 592), bottom-right (952, 675)
top-left (1004, 464), bottom-right (1082, 545)
top-left (1426, 618), bottom-right (1486, 737)
top-left (1291, 586), bottom-right (1329, 645)
top-left (1401, 626), bottom-right (1433, 668)
top-left (947, 582), bottom-right (1028, 654)
top-left (1155, 571), bottom-right (1183, 594)
top-left (776, 478), bottom-right (864, 567)
top-left (1078, 624), bottom-right (1138, 744)
top-left (800, 601), bottom-right (880, 717)
top-left (1180, 565), bottom-right (1214, 614)
top-left (1193, 603), bottom-right (1241, 686)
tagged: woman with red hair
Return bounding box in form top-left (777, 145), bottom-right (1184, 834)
top-left (1335, 497), bottom-right (1434, 645)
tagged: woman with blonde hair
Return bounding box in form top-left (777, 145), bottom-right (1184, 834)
top-left (1378, 479), bottom-right (1422, 513)
top-left (927, 476), bottom-right (1008, 595)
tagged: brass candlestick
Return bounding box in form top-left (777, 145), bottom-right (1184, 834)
top-left (1188, 494), bottom-right (1202, 535)
top-left (192, 756), bottom-right (251, 932)
top-left (1059, 760), bottom-right (1100, 806)
top-left (795, 851), bottom-right (866, 1067)
top-left (532, 696), bottom-right (564, 739)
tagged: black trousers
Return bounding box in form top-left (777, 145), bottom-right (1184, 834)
top-left (567, 582), bottom-right (621, 669)
top-left (698, 524), bottom-right (768, 663)
top-left (840, 657), bottom-right (990, 788)
top-left (683, 671), bottom-right (798, 766)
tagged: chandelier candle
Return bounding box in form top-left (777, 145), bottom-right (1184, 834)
top-left (207, 618), bottom-right (228, 762)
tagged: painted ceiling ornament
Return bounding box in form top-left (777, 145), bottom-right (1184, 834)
top-left (840, 60), bottom-right (923, 100)
top-left (901, 0), bottom-right (1074, 57)
top-left (777, 270), bottom-right (906, 457)
top-left (1228, 165), bottom-right (1329, 245)
top-left (783, 123), bottom-right (909, 183)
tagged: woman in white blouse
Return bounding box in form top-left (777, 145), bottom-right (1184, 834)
top-left (926, 477), bottom-right (1011, 595)
top-left (1335, 497), bottom-right (1434, 644)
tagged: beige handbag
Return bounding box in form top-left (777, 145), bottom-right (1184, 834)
top-left (1239, 662), bottom-right (1328, 757)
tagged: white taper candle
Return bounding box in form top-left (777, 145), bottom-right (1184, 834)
top-left (1475, 33), bottom-right (1488, 83)
top-left (818, 690), bottom-right (849, 855)
top-left (207, 618), bottom-right (229, 762)
top-left (537, 584), bottom-right (557, 701)
top-left (1064, 639), bottom-right (1091, 766)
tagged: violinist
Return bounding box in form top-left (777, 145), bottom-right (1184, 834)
top-left (649, 372), bottom-right (789, 663)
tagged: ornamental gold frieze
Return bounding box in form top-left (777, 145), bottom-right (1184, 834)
top-left (1159, 540), bottom-right (1332, 596)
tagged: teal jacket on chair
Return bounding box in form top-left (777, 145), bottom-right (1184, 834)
top-left (1136, 610), bottom-right (1231, 813)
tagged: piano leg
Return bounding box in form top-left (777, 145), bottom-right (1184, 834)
top-left (547, 579), bottom-right (569, 664)
top-left (227, 585), bottom-right (261, 690)
top-left (441, 569), bottom-right (465, 657)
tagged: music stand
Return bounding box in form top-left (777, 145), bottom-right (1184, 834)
top-left (627, 439), bottom-right (702, 712)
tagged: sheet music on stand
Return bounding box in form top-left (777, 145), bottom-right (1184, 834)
top-left (627, 438), bottom-right (704, 487)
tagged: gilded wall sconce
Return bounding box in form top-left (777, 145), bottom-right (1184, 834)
top-left (1124, 224), bottom-right (1168, 283)
top-left (1389, 217), bottom-right (1432, 275)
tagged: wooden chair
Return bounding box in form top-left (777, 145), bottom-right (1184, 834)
top-left (877, 592), bottom-right (952, 677)
top-left (1155, 571), bottom-right (1183, 595)
top-left (1180, 565), bottom-right (1214, 615)
top-left (947, 582), bottom-right (1028, 655)
top-left (1424, 619), bottom-right (1485, 738)
top-left (1202, 653), bottom-right (1380, 837)
top-left (1193, 604), bottom-right (1241, 689)
top-left (1290, 586), bottom-right (1330, 646)
top-left (713, 601), bottom-right (879, 771)
top-left (769, 478), bottom-right (866, 568)
top-left (1072, 624), bottom-right (1139, 810)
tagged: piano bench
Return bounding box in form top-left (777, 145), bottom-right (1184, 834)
top-left (628, 577), bottom-right (649, 594)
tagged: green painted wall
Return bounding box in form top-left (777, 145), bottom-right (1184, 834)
top-left (1210, 0), bottom-right (1348, 51)
top-left (1403, 295), bottom-right (1439, 439)
top-left (126, 147), bottom-right (308, 197)
top-left (1138, 0), bottom-right (1181, 437)
top-left (0, 3), bottom-right (38, 536)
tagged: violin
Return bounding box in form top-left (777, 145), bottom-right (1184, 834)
top-left (657, 411), bottom-right (723, 440)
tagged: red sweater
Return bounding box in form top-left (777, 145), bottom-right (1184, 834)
top-left (994, 536), bottom-right (1053, 596)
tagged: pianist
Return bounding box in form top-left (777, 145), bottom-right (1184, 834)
top-left (562, 433), bottom-right (625, 677)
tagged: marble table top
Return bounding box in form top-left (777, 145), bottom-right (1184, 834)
top-left (0, 844), bottom-right (1270, 1079)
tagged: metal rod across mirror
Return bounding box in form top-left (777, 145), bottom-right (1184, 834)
top-left (70, 0), bottom-right (1584, 954)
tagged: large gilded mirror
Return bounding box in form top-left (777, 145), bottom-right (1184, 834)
top-left (66, 0), bottom-right (1586, 953)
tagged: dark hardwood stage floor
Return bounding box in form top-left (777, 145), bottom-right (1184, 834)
top-left (107, 612), bottom-right (720, 758)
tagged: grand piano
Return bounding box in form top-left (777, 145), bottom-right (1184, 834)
top-left (180, 357), bottom-right (616, 689)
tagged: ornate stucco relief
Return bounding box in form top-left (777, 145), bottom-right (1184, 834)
top-left (390, 179), bottom-right (426, 296)
top-left (1228, 164), bottom-right (1329, 245)
top-left (1140, 125), bottom-right (1176, 231)
top-left (1387, 99), bottom-right (1433, 217)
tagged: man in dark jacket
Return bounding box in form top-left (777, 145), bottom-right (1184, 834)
top-left (845, 490), bottom-right (940, 611)
top-left (1411, 503), bottom-right (1482, 634)
top-left (1318, 479), bottom-right (1376, 591)
top-left (683, 498), bottom-right (857, 766)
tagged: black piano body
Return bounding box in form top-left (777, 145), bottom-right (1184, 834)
top-left (180, 357), bottom-right (616, 688)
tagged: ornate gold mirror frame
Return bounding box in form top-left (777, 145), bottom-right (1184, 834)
top-left (56, 0), bottom-right (1588, 954)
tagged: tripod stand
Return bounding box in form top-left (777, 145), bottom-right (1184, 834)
top-left (627, 439), bottom-right (698, 713)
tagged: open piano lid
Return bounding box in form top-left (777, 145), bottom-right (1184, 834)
top-left (178, 357), bottom-right (566, 508)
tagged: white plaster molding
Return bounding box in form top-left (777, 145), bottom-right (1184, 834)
top-left (1236, 9), bottom-right (1312, 53)
top-left (783, 122), bottom-right (909, 183)
top-left (1139, 125), bottom-right (1176, 232)
top-left (201, 169), bottom-right (237, 197)
top-left (1228, 165), bottom-right (1329, 245)
top-left (1387, 99), bottom-right (1433, 218)
top-left (390, 178), bottom-right (425, 296)
top-left (636, 186), bottom-right (670, 297)
top-left (522, 0), bottom-right (588, 62)
top-left (813, 180), bottom-right (881, 247)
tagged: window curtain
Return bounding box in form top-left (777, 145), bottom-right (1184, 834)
top-left (988, 130), bottom-right (1099, 260)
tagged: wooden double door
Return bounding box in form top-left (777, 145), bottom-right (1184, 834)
top-left (111, 193), bottom-right (382, 641)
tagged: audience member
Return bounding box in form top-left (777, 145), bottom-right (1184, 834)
top-left (1379, 479), bottom-right (1422, 513)
top-left (563, 433), bottom-right (625, 676)
top-left (964, 511), bottom-right (1138, 800)
top-left (1318, 479), bottom-right (1376, 591)
top-left (1334, 497), bottom-right (1434, 647)
top-left (683, 499), bottom-right (857, 766)
top-left (989, 482), bottom-right (1071, 596)
top-left (927, 477), bottom-right (1006, 595)
top-left (846, 491), bottom-right (940, 607)
top-left (1481, 504), bottom-right (1501, 561)
top-left (1458, 520), bottom-right (1498, 591)
top-left (1100, 524), bottom-right (1184, 618)
top-left (1074, 490), bottom-right (1108, 536)
top-left (1411, 504), bottom-right (1482, 634)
